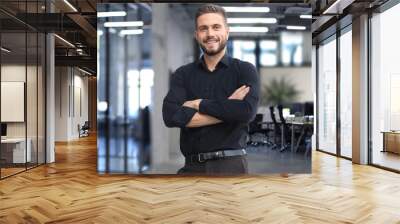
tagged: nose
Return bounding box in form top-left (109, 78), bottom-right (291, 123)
top-left (206, 28), bottom-right (216, 38)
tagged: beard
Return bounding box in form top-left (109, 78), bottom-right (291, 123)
top-left (199, 37), bottom-right (227, 56)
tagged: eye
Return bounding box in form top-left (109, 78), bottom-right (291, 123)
top-left (213, 25), bottom-right (221, 30)
top-left (199, 26), bottom-right (207, 32)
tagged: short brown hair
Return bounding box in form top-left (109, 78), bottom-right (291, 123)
top-left (195, 4), bottom-right (227, 28)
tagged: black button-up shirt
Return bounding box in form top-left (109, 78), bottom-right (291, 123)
top-left (162, 54), bottom-right (260, 157)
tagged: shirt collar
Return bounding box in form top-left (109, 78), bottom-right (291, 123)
top-left (197, 53), bottom-right (230, 70)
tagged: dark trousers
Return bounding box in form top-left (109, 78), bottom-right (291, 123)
top-left (177, 155), bottom-right (248, 175)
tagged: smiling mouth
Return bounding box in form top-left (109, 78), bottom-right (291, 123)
top-left (205, 39), bottom-right (218, 44)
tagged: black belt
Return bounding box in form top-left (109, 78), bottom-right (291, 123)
top-left (188, 149), bottom-right (247, 163)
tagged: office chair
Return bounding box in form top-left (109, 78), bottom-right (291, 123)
top-left (269, 106), bottom-right (279, 149)
top-left (79, 121), bottom-right (90, 138)
top-left (277, 105), bottom-right (291, 152)
top-left (248, 114), bottom-right (274, 147)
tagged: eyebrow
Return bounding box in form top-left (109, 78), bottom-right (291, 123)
top-left (198, 23), bottom-right (223, 29)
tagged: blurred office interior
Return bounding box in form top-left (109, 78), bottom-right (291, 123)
top-left (97, 3), bottom-right (313, 174)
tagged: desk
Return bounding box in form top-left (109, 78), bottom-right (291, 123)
top-left (1, 138), bottom-right (31, 163)
top-left (382, 131), bottom-right (400, 154)
top-left (290, 122), bottom-right (313, 153)
top-left (259, 121), bottom-right (277, 144)
top-left (258, 121), bottom-right (313, 153)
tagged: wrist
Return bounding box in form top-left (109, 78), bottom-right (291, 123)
top-left (196, 99), bottom-right (202, 110)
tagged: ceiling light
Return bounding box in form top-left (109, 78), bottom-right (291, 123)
top-left (104, 21), bottom-right (143, 28)
top-left (300, 15), bottom-right (312, 19)
top-left (227, 18), bottom-right (277, 24)
top-left (54, 34), bottom-right (75, 48)
top-left (97, 11), bottom-right (127, 17)
top-left (323, 0), bottom-right (346, 14)
top-left (119, 29), bottom-right (144, 36)
top-left (1, 47), bottom-right (11, 53)
top-left (78, 67), bottom-right (92, 76)
top-left (98, 101), bottom-right (108, 112)
top-left (63, 0), bottom-right (77, 12)
top-left (109, 28), bottom-right (116, 34)
top-left (229, 27), bottom-right (268, 33)
top-left (223, 7), bottom-right (270, 13)
top-left (286, 26), bottom-right (306, 30)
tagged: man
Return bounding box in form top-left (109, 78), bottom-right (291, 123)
top-left (162, 4), bottom-right (260, 174)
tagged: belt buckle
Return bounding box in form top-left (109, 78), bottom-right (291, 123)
top-left (198, 154), bottom-right (205, 163)
top-left (215, 151), bottom-right (223, 158)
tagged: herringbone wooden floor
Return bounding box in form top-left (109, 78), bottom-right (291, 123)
top-left (1, 135), bottom-right (400, 224)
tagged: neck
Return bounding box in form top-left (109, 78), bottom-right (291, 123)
top-left (203, 48), bottom-right (226, 72)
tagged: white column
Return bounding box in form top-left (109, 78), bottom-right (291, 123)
top-left (46, 33), bottom-right (55, 163)
top-left (150, 4), bottom-right (170, 167)
top-left (352, 14), bottom-right (369, 164)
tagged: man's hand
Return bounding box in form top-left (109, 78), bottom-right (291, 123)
top-left (228, 85), bottom-right (250, 100)
top-left (186, 112), bottom-right (222, 128)
top-left (182, 99), bottom-right (202, 110)
top-left (182, 85), bottom-right (250, 111)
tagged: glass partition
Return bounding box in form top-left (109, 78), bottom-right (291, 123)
top-left (339, 28), bottom-right (352, 158)
top-left (0, 1), bottom-right (46, 179)
top-left (317, 37), bottom-right (337, 154)
top-left (1, 29), bottom-right (28, 177)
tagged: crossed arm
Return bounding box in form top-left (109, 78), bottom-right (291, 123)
top-left (183, 85), bottom-right (250, 128)
top-left (162, 81), bottom-right (250, 128)
top-left (162, 63), bottom-right (259, 129)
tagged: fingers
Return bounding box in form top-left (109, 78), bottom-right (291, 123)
top-left (228, 85), bottom-right (250, 100)
top-left (234, 85), bottom-right (248, 95)
top-left (238, 87), bottom-right (250, 100)
top-left (237, 85), bottom-right (247, 92)
top-left (230, 85), bottom-right (246, 95)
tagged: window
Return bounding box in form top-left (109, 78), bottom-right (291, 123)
top-left (370, 3), bottom-right (400, 171)
top-left (232, 40), bottom-right (256, 66)
top-left (260, 40), bottom-right (278, 66)
top-left (281, 32), bottom-right (303, 66)
top-left (339, 29), bottom-right (352, 158)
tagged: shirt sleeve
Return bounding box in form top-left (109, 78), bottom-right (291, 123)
top-left (162, 68), bottom-right (197, 128)
top-left (198, 61), bottom-right (260, 123)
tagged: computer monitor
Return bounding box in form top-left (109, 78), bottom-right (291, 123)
top-left (290, 103), bottom-right (303, 115)
top-left (304, 102), bottom-right (314, 116)
top-left (282, 108), bottom-right (291, 117)
top-left (1, 123), bottom-right (7, 137)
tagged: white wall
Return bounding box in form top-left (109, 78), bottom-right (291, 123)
top-left (54, 67), bottom-right (89, 141)
top-left (1, 65), bottom-right (26, 136)
top-left (151, 4), bottom-right (195, 167)
top-left (1, 64), bottom-right (46, 163)
top-left (1, 65), bottom-right (41, 137)
top-left (259, 66), bottom-right (313, 103)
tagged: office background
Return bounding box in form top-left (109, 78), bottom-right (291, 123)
top-left (0, 0), bottom-right (97, 179)
top-left (1, 1), bottom-right (400, 223)
top-left (0, 1), bottom-right (46, 178)
top-left (97, 3), bottom-right (313, 174)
